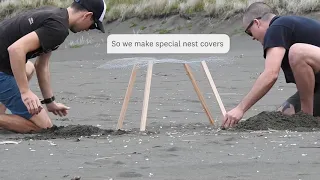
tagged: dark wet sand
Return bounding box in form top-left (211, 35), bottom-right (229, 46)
top-left (1, 22), bottom-right (320, 179)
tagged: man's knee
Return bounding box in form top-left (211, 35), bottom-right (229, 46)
top-left (26, 61), bottom-right (35, 81)
top-left (289, 43), bottom-right (320, 73)
top-left (29, 110), bottom-right (53, 129)
top-left (288, 43), bottom-right (307, 67)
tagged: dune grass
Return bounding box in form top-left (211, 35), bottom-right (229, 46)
top-left (0, 0), bottom-right (320, 22)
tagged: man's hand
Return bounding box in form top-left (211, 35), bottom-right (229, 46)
top-left (46, 102), bottom-right (70, 117)
top-left (21, 90), bottom-right (43, 115)
top-left (222, 107), bottom-right (244, 129)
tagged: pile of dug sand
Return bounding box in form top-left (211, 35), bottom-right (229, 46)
top-left (29, 125), bottom-right (128, 140)
top-left (234, 111), bottom-right (320, 132)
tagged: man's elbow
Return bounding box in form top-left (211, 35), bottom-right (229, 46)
top-left (7, 44), bottom-right (25, 58)
top-left (34, 53), bottom-right (51, 70)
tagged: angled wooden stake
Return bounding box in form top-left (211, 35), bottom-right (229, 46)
top-left (184, 63), bottom-right (215, 125)
top-left (201, 61), bottom-right (226, 117)
top-left (116, 64), bottom-right (138, 130)
top-left (140, 61), bottom-right (153, 131)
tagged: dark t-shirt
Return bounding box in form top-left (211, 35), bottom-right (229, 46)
top-left (0, 6), bottom-right (69, 75)
top-left (263, 15), bottom-right (320, 84)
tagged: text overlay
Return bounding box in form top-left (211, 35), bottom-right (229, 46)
top-left (107, 34), bottom-right (230, 54)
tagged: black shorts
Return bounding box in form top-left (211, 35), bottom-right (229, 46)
top-left (286, 87), bottom-right (320, 116)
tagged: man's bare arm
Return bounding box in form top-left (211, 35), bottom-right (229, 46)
top-left (34, 52), bottom-right (53, 100)
top-left (237, 47), bottom-right (286, 112)
top-left (7, 32), bottom-right (41, 93)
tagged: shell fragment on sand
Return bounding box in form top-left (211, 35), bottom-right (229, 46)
top-left (0, 141), bottom-right (21, 145)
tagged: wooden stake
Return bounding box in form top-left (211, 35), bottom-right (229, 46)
top-left (116, 64), bottom-right (138, 130)
top-left (201, 61), bottom-right (226, 117)
top-left (140, 61), bottom-right (153, 131)
top-left (184, 63), bottom-right (215, 125)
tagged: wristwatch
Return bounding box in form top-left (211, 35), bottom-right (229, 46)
top-left (41, 96), bottom-right (55, 104)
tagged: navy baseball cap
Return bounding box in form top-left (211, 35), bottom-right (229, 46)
top-left (74, 0), bottom-right (107, 33)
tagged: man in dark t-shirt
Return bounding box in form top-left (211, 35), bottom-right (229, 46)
top-left (222, 2), bottom-right (320, 128)
top-left (0, 0), bottom-right (107, 133)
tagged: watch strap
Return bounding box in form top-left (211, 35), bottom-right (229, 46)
top-left (41, 96), bottom-right (55, 104)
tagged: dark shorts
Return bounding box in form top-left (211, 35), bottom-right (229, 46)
top-left (285, 87), bottom-right (320, 117)
top-left (0, 72), bottom-right (32, 120)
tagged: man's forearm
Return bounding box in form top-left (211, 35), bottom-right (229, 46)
top-left (8, 47), bottom-right (29, 93)
top-left (37, 67), bottom-right (53, 99)
top-left (35, 55), bottom-right (53, 99)
top-left (237, 71), bottom-right (278, 112)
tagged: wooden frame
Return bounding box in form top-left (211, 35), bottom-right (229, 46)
top-left (116, 61), bottom-right (226, 131)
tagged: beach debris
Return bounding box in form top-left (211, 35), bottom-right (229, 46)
top-left (76, 136), bottom-right (83, 142)
top-left (299, 146), bottom-right (320, 148)
top-left (71, 176), bottom-right (81, 180)
top-left (0, 140), bottom-right (21, 145)
top-left (47, 140), bottom-right (57, 146)
top-left (181, 139), bottom-right (196, 142)
top-left (270, 141), bottom-right (286, 143)
top-left (248, 155), bottom-right (261, 160)
top-left (95, 157), bottom-right (114, 161)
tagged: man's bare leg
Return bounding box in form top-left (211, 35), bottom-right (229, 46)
top-left (0, 104), bottom-right (6, 114)
top-left (26, 61), bottom-right (35, 81)
top-left (0, 108), bottom-right (52, 133)
top-left (29, 107), bottom-right (52, 130)
top-left (0, 114), bottom-right (41, 133)
top-left (288, 43), bottom-right (320, 115)
top-left (0, 61), bottom-right (35, 114)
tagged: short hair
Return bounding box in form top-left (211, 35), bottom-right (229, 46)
top-left (70, 2), bottom-right (88, 12)
top-left (243, 2), bottom-right (275, 25)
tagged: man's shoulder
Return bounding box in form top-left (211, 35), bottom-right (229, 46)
top-left (267, 16), bottom-right (294, 29)
top-left (23, 6), bottom-right (70, 38)
top-left (27, 6), bottom-right (70, 51)
top-left (270, 15), bottom-right (319, 28)
top-left (33, 6), bottom-right (69, 29)
top-left (264, 16), bottom-right (299, 38)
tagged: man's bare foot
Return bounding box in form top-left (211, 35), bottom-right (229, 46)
top-left (277, 102), bottom-right (296, 116)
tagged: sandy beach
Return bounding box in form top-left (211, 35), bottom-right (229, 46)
top-left (1, 12), bottom-right (320, 180)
